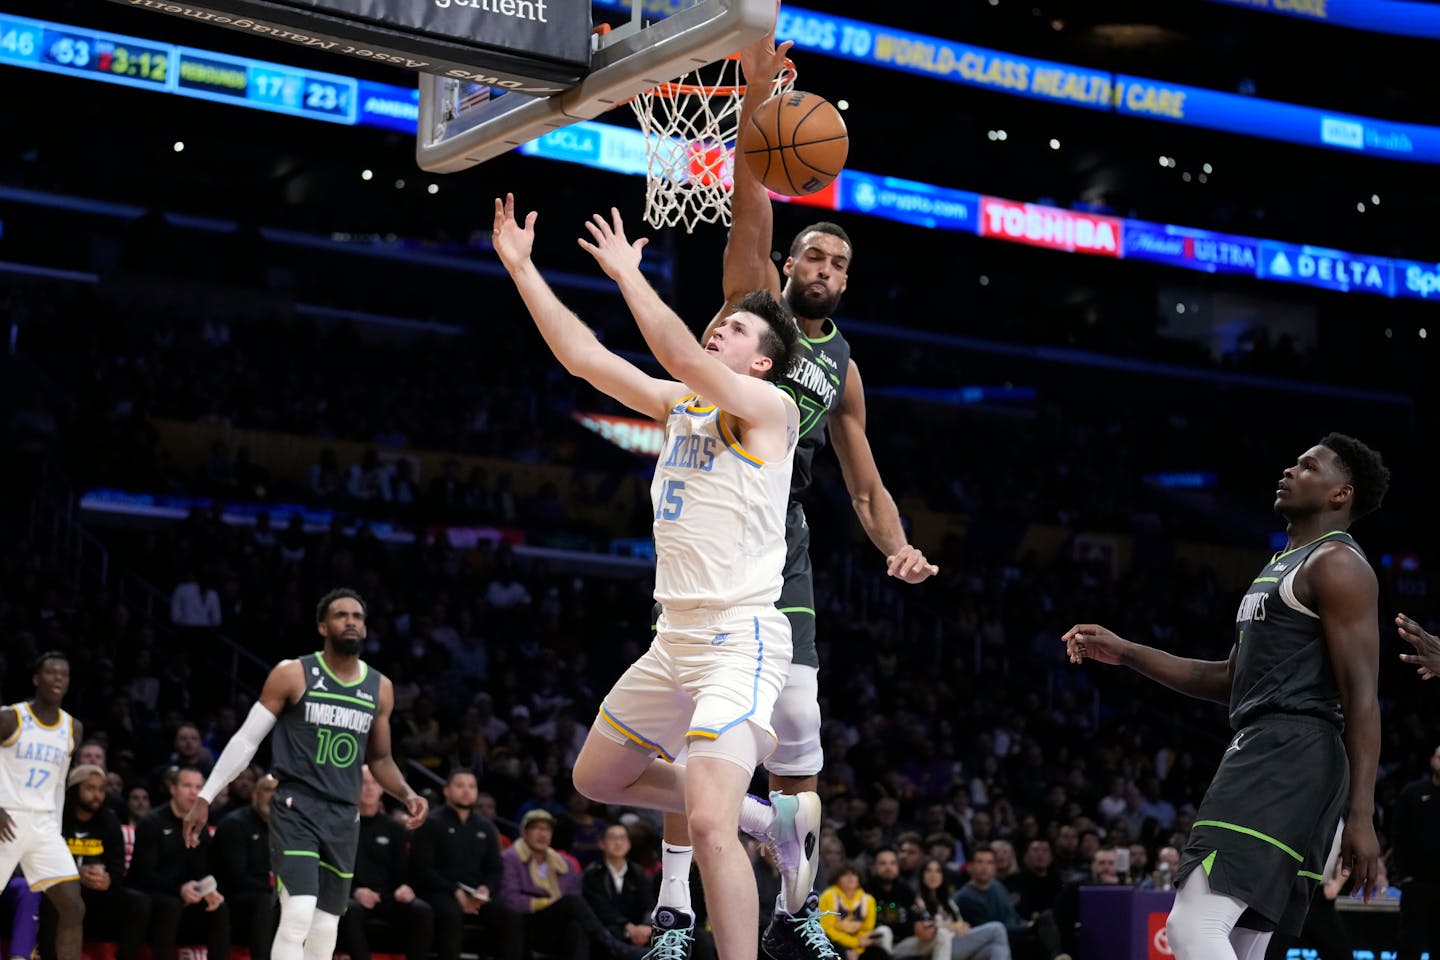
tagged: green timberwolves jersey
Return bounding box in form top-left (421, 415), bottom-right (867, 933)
top-left (780, 318), bottom-right (850, 499)
top-left (272, 652), bottom-right (380, 804)
top-left (1229, 531), bottom-right (1361, 731)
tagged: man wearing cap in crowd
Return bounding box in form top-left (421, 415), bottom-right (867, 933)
top-left (59, 764), bottom-right (152, 960)
top-left (499, 809), bottom-right (646, 959)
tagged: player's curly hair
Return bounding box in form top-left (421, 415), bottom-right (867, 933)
top-left (316, 587), bottom-right (367, 623)
top-left (789, 222), bottom-right (852, 259)
top-left (735, 290), bottom-right (798, 384)
top-left (1320, 432), bottom-right (1391, 520)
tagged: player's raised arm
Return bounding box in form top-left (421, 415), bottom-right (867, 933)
top-left (493, 194), bottom-right (681, 423)
top-left (721, 21), bottom-right (792, 310)
top-left (184, 659), bottom-right (301, 847)
top-left (826, 358), bottom-right (938, 583)
top-left (580, 207), bottom-right (787, 428)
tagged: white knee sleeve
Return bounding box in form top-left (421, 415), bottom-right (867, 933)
top-left (1230, 926), bottom-right (1273, 960)
top-left (303, 910), bottom-right (340, 960)
top-left (1166, 869), bottom-right (1248, 960)
top-left (272, 892), bottom-right (317, 960)
top-left (764, 665), bottom-right (823, 777)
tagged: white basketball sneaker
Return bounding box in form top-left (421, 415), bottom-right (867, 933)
top-left (764, 790), bottom-right (823, 916)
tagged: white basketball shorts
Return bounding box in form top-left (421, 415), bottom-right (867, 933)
top-left (0, 809), bottom-right (80, 890)
top-left (597, 604), bottom-right (792, 764)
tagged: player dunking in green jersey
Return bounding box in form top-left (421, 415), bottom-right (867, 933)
top-left (1064, 434), bottom-right (1388, 960)
top-left (183, 589), bottom-right (428, 960)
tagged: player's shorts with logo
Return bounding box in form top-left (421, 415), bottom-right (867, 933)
top-left (269, 781), bottom-right (361, 914)
top-left (0, 810), bottom-right (79, 890)
top-left (599, 604), bottom-right (791, 765)
top-left (1176, 713), bottom-right (1348, 936)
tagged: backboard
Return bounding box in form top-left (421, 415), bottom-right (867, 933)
top-left (415, 0), bottom-right (775, 173)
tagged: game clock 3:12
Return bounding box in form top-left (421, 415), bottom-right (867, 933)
top-left (45, 29), bottom-right (171, 87)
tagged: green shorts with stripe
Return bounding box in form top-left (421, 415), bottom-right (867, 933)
top-left (269, 782), bottom-right (361, 914)
top-left (1176, 713), bottom-right (1348, 936)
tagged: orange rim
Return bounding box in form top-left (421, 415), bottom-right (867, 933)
top-left (643, 55), bottom-right (796, 99)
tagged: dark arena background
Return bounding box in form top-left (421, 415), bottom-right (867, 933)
top-left (2, 1), bottom-right (1439, 959)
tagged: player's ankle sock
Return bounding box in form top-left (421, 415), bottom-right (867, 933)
top-left (739, 793), bottom-right (776, 837)
top-left (657, 841), bottom-right (694, 914)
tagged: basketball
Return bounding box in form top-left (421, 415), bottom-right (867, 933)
top-left (738, 90), bottom-right (849, 197)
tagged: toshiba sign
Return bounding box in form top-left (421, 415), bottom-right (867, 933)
top-left (980, 198), bottom-right (1122, 257)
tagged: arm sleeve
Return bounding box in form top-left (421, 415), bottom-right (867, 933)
top-left (199, 703), bottom-right (278, 804)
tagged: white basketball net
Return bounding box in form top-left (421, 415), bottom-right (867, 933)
top-left (629, 57), bottom-right (795, 233)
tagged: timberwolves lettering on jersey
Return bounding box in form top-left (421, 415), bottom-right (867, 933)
top-left (271, 653), bottom-right (380, 805)
top-left (651, 394), bottom-right (796, 611)
top-left (1229, 531), bottom-right (1361, 730)
top-left (0, 704), bottom-right (75, 814)
top-left (779, 320), bottom-right (850, 499)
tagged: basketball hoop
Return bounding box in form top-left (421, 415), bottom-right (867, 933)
top-left (628, 55), bottom-right (796, 233)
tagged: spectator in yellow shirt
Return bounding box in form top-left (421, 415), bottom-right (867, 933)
top-left (819, 864), bottom-right (892, 959)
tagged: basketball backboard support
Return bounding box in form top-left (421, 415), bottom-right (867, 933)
top-left (416, 0), bottom-right (774, 174)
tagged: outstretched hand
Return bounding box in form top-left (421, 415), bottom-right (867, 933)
top-left (578, 208), bottom-right (647, 279)
top-left (886, 545), bottom-right (939, 584)
top-left (492, 193), bottom-right (537, 272)
top-left (739, 2), bottom-right (795, 92)
top-left (1061, 624), bottom-right (1130, 666)
top-left (1397, 612), bottom-right (1440, 679)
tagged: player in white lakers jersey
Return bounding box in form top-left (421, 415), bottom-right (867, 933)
top-left (0, 651), bottom-right (86, 960)
top-left (494, 195), bottom-right (816, 960)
